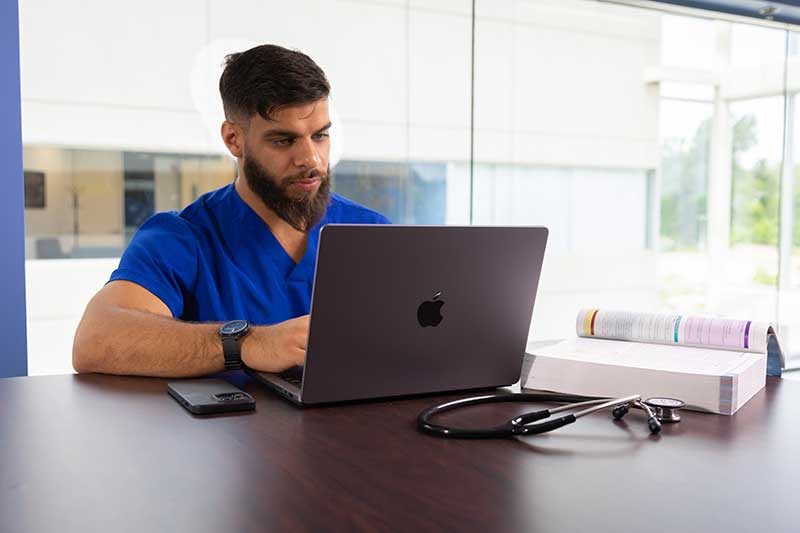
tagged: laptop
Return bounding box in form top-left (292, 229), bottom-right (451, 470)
top-left (247, 224), bottom-right (548, 405)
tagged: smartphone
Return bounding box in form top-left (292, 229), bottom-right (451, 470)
top-left (168, 379), bottom-right (256, 415)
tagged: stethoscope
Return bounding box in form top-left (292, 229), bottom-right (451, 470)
top-left (417, 392), bottom-right (686, 439)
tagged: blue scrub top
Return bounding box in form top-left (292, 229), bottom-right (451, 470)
top-left (110, 183), bottom-right (390, 324)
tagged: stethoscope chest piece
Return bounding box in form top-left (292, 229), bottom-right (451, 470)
top-left (643, 397), bottom-right (685, 423)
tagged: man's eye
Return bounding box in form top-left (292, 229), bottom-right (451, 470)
top-left (272, 138), bottom-right (293, 147)
top-left (313, 132), bottom-right (330, 141)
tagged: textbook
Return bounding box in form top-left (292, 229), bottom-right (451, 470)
top-left (521, 309), bottom-right (785, 415)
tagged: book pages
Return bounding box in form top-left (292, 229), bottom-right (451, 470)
top-left (523, 338), bottom-right (767, 414)
top-left (576, 308), bottom-right (784, 375)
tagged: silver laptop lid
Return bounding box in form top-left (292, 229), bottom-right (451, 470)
top-left (299, 225), bottom-right (548, 404)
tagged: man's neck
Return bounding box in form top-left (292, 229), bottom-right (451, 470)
top-left (234, 177), bottom-right (308, 263)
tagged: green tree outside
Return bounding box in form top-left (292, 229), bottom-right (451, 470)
top-left (660, 113), bottom-right (783, 250)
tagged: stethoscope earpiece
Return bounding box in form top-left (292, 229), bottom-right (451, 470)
top-left (610, 401), bottom-right (663, 434)
top-left (612, 404), bottom-right (630, 420)
top-left (647, 415), bottom-right (662, 434)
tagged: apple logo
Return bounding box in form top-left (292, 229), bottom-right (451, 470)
top-left (417, 291), bottom-right (445, 327)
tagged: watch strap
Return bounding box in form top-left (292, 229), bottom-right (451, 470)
top-left (221, 332), bottom-right (245, 370)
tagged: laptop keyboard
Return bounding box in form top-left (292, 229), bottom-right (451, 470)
top-left (280, 366), bottom-right (304, 387)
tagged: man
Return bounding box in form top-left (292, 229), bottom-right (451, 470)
top-left (72, 44), bottom-right (389, 377)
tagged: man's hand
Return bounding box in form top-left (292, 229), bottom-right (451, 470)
top-left (74, 280), bottom-right (311, 377)
top-left (242, 315), bottom-right (310, 373)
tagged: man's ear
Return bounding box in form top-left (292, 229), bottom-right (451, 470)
top-left (221, 120), bottom-right (245, 158)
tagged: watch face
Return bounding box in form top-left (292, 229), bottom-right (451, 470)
top-left (220, 320), bottom-right (248, 336)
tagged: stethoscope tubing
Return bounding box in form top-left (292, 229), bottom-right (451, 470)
top-left (417, 392), bottom-right (646, 439)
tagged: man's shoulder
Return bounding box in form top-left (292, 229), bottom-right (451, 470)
top-left (137, 210), bottom-right (195, 235)
top-left (328, 193), bottom-right (391, 224)
top-left (133, 185), bottom-right (232, 240)
top-left (125, 211), bottom-right (201, 262)
top-left (178, 183), bottom-right (233, 225)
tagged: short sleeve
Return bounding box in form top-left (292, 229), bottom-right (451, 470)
top-left (372, 212), bottom-right (391, 225)
top-left (109, 212), bottom-right (199, 318)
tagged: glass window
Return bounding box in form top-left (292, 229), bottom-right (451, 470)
top-left (20, 0), bottom-right (472, 374)
top-left (473, 1), bottom-right (793, 361)
top-left (19, 0), bottom-right (800, 374)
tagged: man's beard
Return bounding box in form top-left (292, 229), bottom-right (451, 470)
top-left (243, 156), bottom-right (331, 232)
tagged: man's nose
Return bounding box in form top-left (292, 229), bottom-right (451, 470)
top-left (293, 138), bottom-right (321, 168)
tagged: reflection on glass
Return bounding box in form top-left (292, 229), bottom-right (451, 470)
top-left (333, 161), bottom-right (447, 225)
top-left (659, 99), bottom-right (712, 252)
top-left (22, 147), bottom-right (237, 260)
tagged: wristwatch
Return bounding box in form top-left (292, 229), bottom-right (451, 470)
top-left (219, 320), bottom-right (250, 370)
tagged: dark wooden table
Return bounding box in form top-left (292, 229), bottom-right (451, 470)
top-left (1, 374), bottom-right (798, 533)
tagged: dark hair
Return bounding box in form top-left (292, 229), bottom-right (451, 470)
top-left (219, 44), bottom-right (330, 122)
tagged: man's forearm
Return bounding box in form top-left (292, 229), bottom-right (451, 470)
top-left (73, 305), bottom-right (223, 378)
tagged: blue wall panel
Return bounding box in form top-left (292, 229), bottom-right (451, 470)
top-left (0, 0), bottom-right (28, 377)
